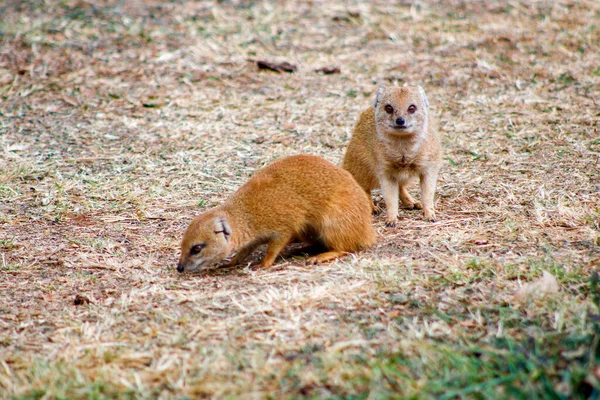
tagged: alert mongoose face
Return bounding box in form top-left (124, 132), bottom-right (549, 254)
top-left (374, 85), bottom-right (430, 139)
top-left (342, 85), bottom-right (442, 226)
top-left (177, 155), bottom-right (377, 273)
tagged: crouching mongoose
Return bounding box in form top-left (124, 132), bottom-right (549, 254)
top-left (177, 155), bottom-right (377, 272)
top-left (342, 85), bottom-right (442, 226)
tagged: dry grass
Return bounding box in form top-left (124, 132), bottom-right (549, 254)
top-left (1, 0), bottom-right (599, 398)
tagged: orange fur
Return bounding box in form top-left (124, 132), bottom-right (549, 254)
top-left (177, 155), bottom-right (377, 272)
top-left (342, 85), bottom-right (442, 226)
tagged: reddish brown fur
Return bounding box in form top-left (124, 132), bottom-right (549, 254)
top-left (342, 85), bottom-right (442, 226)
top-left (178, 155), bottom-right (377, 272)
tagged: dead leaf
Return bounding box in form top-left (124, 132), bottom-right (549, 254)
top-left (73, 294), bottom-right (92, 306)
top-left (513, 270), bottom-right (559, 302)
top-left (315, 66), bottom-right (341, 75)
top-left (255, 60), bottom-right (297, 73)
top-left (332, 11), bottom-right (360, 22)
top-left (459, 319), bottom-right (478, 327)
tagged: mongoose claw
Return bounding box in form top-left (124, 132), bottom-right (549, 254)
top-left (385, 220), bottom-right (397, 228)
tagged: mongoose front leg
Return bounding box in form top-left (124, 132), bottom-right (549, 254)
top-left (226, 240), bottom-right (263, 267)
top-left (380, 175), bottom-right (399, 227)
top-left (307, 250), bottom-right (345, 265)
top-left (258, 233), bottom-right (293, 268)
top-left (420, 168), bottom-right (440, 222)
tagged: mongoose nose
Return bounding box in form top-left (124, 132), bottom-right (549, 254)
top-left (176, 264), bottom-right (184, 273)
top-left (395, 117), bottom-right (406, 126)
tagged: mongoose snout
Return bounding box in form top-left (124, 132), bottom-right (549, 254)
top-left (393, 117), bottom-right (407, 129)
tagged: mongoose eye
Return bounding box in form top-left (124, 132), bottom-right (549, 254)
top-left (384, 105), bottom-right (394, 114)
top-left (190, 244), bottom-right (205, 255)
top-left (408, 105), bottom-right (417, 114)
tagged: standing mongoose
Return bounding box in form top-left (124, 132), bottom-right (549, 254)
top-left (177, 155), bottom-right (377, 272)
top-left (342, 85), bottom-right (442, 226)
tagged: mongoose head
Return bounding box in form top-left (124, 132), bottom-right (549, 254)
top-left (177, 211), bottom-right (233, 272)
top-left (373, 85), bottom-right (429, 138)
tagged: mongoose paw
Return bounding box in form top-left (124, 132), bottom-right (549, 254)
top-left (256, 261), bottom-right (274, 269)
top-left (307, 251), bottom-right (344, 264)
top-left (424, 210), bottom-right (436, 222)
top-left (385, 220), bottom-right (397, 228)
top-left (412, 201), bottom-right (423, 210)
top-left (224, 259), bottom-right (238, 268)
top-left (306, 256), bottom-right (320, 265)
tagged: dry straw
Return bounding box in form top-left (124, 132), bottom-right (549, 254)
top-left (0, 0), bottom-right (599, 397)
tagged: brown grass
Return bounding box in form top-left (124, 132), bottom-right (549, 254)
top-left (1, 0), bottom-right (599, 398)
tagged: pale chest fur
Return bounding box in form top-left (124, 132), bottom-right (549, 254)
top-left (376, 137), bottom-right (428, 179)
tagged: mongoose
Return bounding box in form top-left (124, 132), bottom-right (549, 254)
top-left (177, 155), bottom-right (377, 272)
top-left (342, 85), bottom-right (442, 226)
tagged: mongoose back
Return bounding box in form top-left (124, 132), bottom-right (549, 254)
top-left (342, 85), bottom-right (442, 226)
top-left (177, 155), bottom-right (377, 272)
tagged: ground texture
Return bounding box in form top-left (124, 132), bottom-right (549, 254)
top-left (1, 0), bottom-right (599, 398)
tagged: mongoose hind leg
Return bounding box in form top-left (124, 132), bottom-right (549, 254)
top-left (315, 205), bottom-right (376, 259)
top-left (399, 185), bottom-right (422, 210)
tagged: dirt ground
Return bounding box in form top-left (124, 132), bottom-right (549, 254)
top-left (1, 0), bottom-right (599, 398)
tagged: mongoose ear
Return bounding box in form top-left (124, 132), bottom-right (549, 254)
top-left (214, 217), bottom-right (232, 243)
top-left (418, 86), bottom-right (430, 109)
top-left (374, 86), bottom-right (386, 109)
